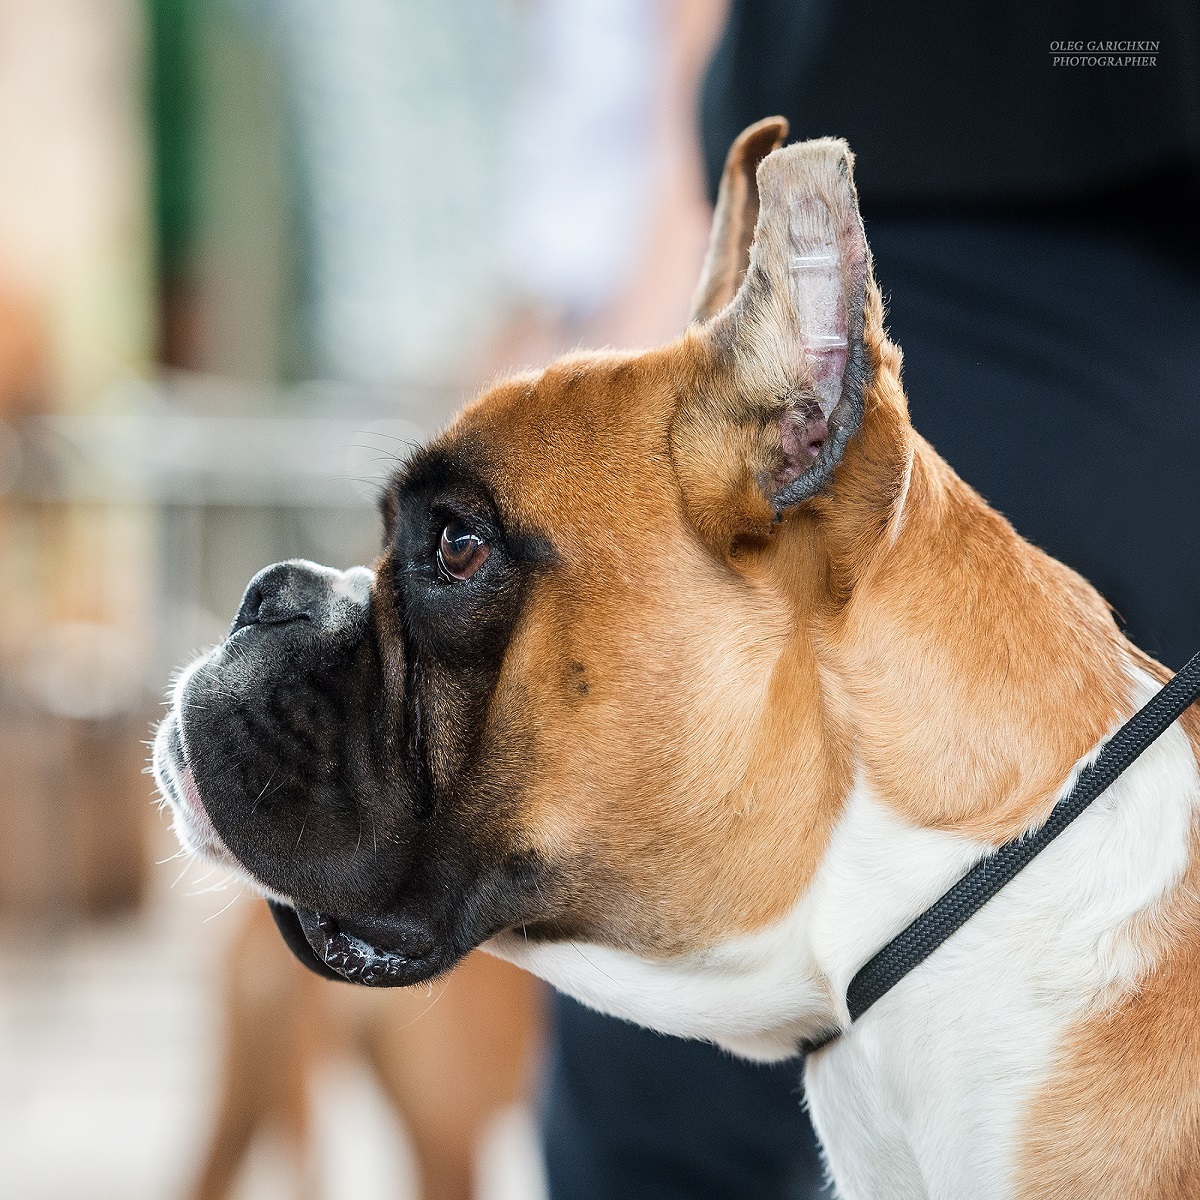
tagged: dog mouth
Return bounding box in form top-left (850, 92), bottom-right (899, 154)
top-left (157, 708), bottom-right (448, 990)
top-left (159, 690), bottom-right (463, 992)
top-left (267, 900), bottom-right (449, 987)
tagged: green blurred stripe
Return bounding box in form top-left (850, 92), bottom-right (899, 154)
top-left (146, 0), bottom-right (202, 274)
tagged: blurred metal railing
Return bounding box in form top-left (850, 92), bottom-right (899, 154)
top-left (7, 372), bottom-right (447, 508)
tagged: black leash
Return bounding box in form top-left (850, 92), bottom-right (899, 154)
top-left (807, 648), bottom-right (1200, 1053)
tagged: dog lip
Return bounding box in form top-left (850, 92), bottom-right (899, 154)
top-left (155, 719), bottom-right (233, 863)
top-left (176, 765), bottom-right (214, 836)
top-left (267, 900), bottom-right (347, 982)
top-left (285, 905), bottom-right (443, 987)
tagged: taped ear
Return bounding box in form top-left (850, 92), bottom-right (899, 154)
top-left (675, 131), bottom-right (871, 552)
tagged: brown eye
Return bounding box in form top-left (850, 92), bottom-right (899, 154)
top-left (437, 521), bottom-right (489, 581)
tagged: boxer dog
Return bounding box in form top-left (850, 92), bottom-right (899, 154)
top-left (154, 119), bottom-right (1200, 1198)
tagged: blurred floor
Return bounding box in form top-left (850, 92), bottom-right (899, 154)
top-left (0, 816), bottom-right (546, 1200)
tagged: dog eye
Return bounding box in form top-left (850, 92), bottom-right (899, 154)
top-left (437, 521), bottom-right (490, 581)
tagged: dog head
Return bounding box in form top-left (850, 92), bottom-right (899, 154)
top-left (154, 120), bottom-right (921, 1055)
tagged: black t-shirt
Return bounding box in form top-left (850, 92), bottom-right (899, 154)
top-left (700, 0), bottom-right (1200, 248)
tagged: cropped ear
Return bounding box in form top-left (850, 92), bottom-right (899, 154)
top-left (690, 116), bottom-right (789, 324)
top-left (674, 135), bottom-right (872, 553)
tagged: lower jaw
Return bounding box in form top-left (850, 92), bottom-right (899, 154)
top-left (268, 901), bottom-right (448, 987)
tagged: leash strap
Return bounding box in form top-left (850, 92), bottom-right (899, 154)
top-left (817, 648), bottom-right (1200, 1046)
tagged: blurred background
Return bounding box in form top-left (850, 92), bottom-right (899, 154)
top-left (0, 1), bottom-right (724, 1196)
top-left (7, 2), bottom-right (1195, 1197)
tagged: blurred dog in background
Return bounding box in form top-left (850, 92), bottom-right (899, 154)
top-left (192, 901), bottom-right (542, 1200)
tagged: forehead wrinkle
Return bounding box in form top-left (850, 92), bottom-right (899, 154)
top-left (444, 350), bottom-right (685, 537)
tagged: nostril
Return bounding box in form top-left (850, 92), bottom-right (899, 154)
top-left (229, 563), bottom-right (320, 636)
top-left (228, 560), bottom-right (345, 640)
top-left (230, 583), bottom-right (264, 634)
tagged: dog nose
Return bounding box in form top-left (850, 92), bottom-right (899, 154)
top-left (231, 562), bottom-right (311, 633)
top-left (230, 560), bottom-right (372, 635)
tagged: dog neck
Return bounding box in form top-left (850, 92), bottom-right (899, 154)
top-left (805, 405), bottom-right (1133, 839)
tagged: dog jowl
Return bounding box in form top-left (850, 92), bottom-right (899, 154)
top-left (154, 118), bottom-right (1200, 1197)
